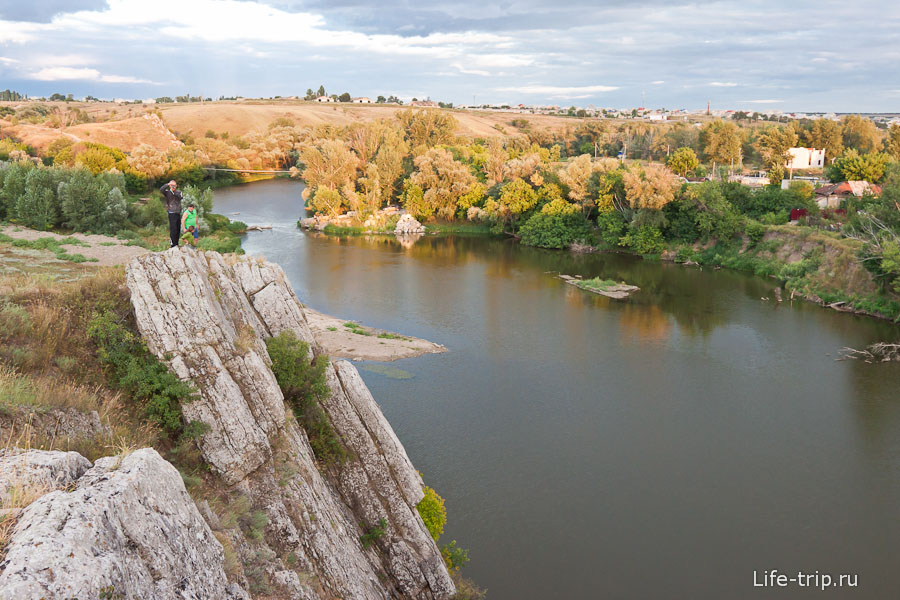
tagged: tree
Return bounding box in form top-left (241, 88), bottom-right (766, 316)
top-left (0, 162), bottom-right (32, 220)
top-left (826, 149), bottom-right (890, 183)
top-left (300, 139), bottom-right (359, 213)
top-left (17, 168), bottom-right (59, 230)
top-left (884, 124), bottom-right (900, 160)
top-left (58, 168), bottom-right (108, 231)
top-left (842, 115), bottom-right (880, 154)
top-left (376, 95), bottom-right (386, 103)
top-left (127, 144), bottom-right (169, 179)
top-left (316, 85), bottom-right (326, 97)
top-left (484, 177), bottom-right (537, 231)
top-left (373, 126), bottom-right (409, 204)
top-left (700, 120), bottom-right (743, 175)
top-left (806, 119), bottom-right (843, 162)
top-left (755, 125), bottom-right (798, 183)
top-left (398, 109), bottom-right (458, 149)
top-left (666, 147), bottom-right (699, 177)
top-left (408, 148), bottom-right (476, 219)
top-left (338, 92), bottom-right (351, 103)
top-left (558, 154), bottom-right (594, 214)
top-left (622, 163), bottom-right (679, 210)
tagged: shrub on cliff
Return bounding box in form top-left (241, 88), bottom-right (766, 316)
top-left (265, 330), bottom-right (346, 465)
top-left (416, 485), bottom-right (447, 541)
top-left (88, 310), bottom-right (195, 436)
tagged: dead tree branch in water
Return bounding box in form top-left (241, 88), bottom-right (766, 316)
top-left (837, 343), bottom-right (900, 362)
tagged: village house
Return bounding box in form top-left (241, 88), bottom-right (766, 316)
top-left (351, 97), bottom-right (372, 103)
top-left (787, 147), bottom-right (826, 170)
top-left (813, 181), bottom-right (881, 209)
top-left (315, 95), bottom-right (334, 103)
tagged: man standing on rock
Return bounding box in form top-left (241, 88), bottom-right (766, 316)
top-left (160, 180), bottom-right (183, 248)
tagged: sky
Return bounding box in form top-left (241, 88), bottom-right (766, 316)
top-left (0, 0), bottom-right (898, 112)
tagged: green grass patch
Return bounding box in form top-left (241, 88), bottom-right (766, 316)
top-left (377, 332), bottom-right (409, 340)
top-left (578, 277), bottom-right (619, 291)
top-left (323, 224), bottom-right (367, 236)
top-left (343, 321), bottom-right (371, 336)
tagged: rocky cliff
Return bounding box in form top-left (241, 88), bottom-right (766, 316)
top-left (0, 248), bottom-right (454, 600)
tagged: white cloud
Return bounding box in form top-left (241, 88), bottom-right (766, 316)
top-left (29, 66), bottom-right (155, 84)
top-left (451, 63), bottom-right (491, 77)
top-left (709, 82), bottom-right (739, 87)
top-left (0, 19), bottom-right (52, 43)
top-left (0, 57), bottom-right (19, 64)
top-left (497, 84), bottom-right (619, 98)
top-left (651, 80), bottom-right (665, 85)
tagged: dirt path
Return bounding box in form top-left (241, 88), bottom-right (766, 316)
top-left (0, 226), bottom-right (150, 267)
top-left (304, 307), bottom-right (446, 362)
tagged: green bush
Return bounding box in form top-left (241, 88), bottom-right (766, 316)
top-left (596, 210), bottom-right (627, 248)
top-left (745, 220), bottom-right (766, 245)
top-left (621, 225), bottom-right (665, 255)
top-left (441, 540), bottom-right (470, 572)
top-left (416, 486), bottom-right (447, 541)
top-left (360, 518), bottom-right (387, 549)
top-left (265, 330), bottom-right (346, 465)
top-left (226, 220), bottom-right (247, 233)
top-left (87, 310), bottom-right (195, 436)
top-left (518, 211), bottom-right (596, 249)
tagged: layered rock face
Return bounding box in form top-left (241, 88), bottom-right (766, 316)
top-left (0, 448), bottom-right (243, 600)
top-left (124, 248), bottom-right (454, 600)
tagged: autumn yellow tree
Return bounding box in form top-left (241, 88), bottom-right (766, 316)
top-left (755, 125), bottom-right (798, 182)
top-left (884, 124), bottom-right (900, 160)
top-left (666, 147), bottom-right (699, 177)
top-left (806, 119), bottom-right (843, 161)
top-left (841, 115), bottom-right (880, 154)
top-left (623, 163), bottom-right (679, 210)
top-left (558, 154), bottom-right (594, 214)
top-left (398, 109), bottom-right (458, 149)
top-left (300, 139), bottom-right (358, 214)
top-left (700, 120), bottom-right (743, 176)
top-left (409, 148), bottom-right (476, 219)
top-left (127, 144), bottom-right (169, 179)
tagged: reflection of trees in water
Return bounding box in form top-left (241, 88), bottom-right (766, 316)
top-left (618, 303), bottom-right (672, 343)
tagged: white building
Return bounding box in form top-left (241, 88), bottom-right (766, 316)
top-left (315, 96), bottom-right (334, 103)
top-left (351, 97), bottom-right (372, 104)
top-left (787, 148), bottom-right (826, 170)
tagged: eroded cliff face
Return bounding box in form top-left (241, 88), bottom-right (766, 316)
top-left (124, 248), bottom-right (455, 600)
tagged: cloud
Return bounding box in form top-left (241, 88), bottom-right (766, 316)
top-left (651, 80), bottom-right (665, 85)
top-left (451, 63), bottom-right (491, 76)
top-left (708, 82), bottom-right (739, 87)
top-left (0, 56), bottom-right (19, 64)
top-left (0, 0), bottom-right (108, 23)
top-left (497, 84), bottom-right (619, 98)
top-left (29, 66), bottom-right (155, 84)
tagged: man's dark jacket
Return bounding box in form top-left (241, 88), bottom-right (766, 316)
top-left (160, 184), bottom-right (183, 213)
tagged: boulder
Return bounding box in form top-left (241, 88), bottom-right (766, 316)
top-left (0, 448), bottom-right (244, 600)
top-left (0, 449), bottom-right (91, 505)
top-left (394, 213), bottom-right (425, 235)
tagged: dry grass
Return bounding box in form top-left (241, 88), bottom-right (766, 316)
top-left (0, 453), bottom-right (55, 561)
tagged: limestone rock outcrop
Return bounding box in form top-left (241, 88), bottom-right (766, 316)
top-left (0, 448), bottom-right (241, 600)
top-left (125, 248), bottom-right (454, 600)
top-left (394, 213), bottom-right (425, 235)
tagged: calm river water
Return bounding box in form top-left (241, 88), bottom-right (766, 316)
top-left (214, 179), bottom-right (900, 599)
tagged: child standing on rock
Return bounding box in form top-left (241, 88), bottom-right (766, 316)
top-left (181, 202), bottom-right (199, 248)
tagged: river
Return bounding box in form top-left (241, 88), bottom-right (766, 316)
top-left (213, 179), bottom-right (900, 599)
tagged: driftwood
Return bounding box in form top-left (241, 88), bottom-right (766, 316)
top-left (837, 343), bottom-right (900, 362)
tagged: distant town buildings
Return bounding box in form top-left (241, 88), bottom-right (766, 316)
top-left (814, 181), bottom-right (882, 209)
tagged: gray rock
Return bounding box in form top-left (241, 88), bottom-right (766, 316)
top-left (124, 248), bottom-right (455, 599)
top-left (0, 448), bottom-right (243, 600)
top-left (0, 449), bottom-right (91, 505)
top-left (394, 213), bottom-right (425, 235)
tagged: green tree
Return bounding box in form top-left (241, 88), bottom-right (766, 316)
top-left (826, 150), bottom-right (890, 183)
top-left (338, 92), bottom-right (351, 103)
top-left (58, 168), bottom-right (109, 231)
top-left (17, 168), bottom-right (60, 230)
top-left (0, 162), bottom-right (32, 220)
top-left (666, 147), bottom-right (699, 177)
top-left (755, 125), bottom-right (798, 180)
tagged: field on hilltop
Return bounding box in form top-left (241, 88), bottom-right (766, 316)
top-left (1, 99), bottom-right (584, 153)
